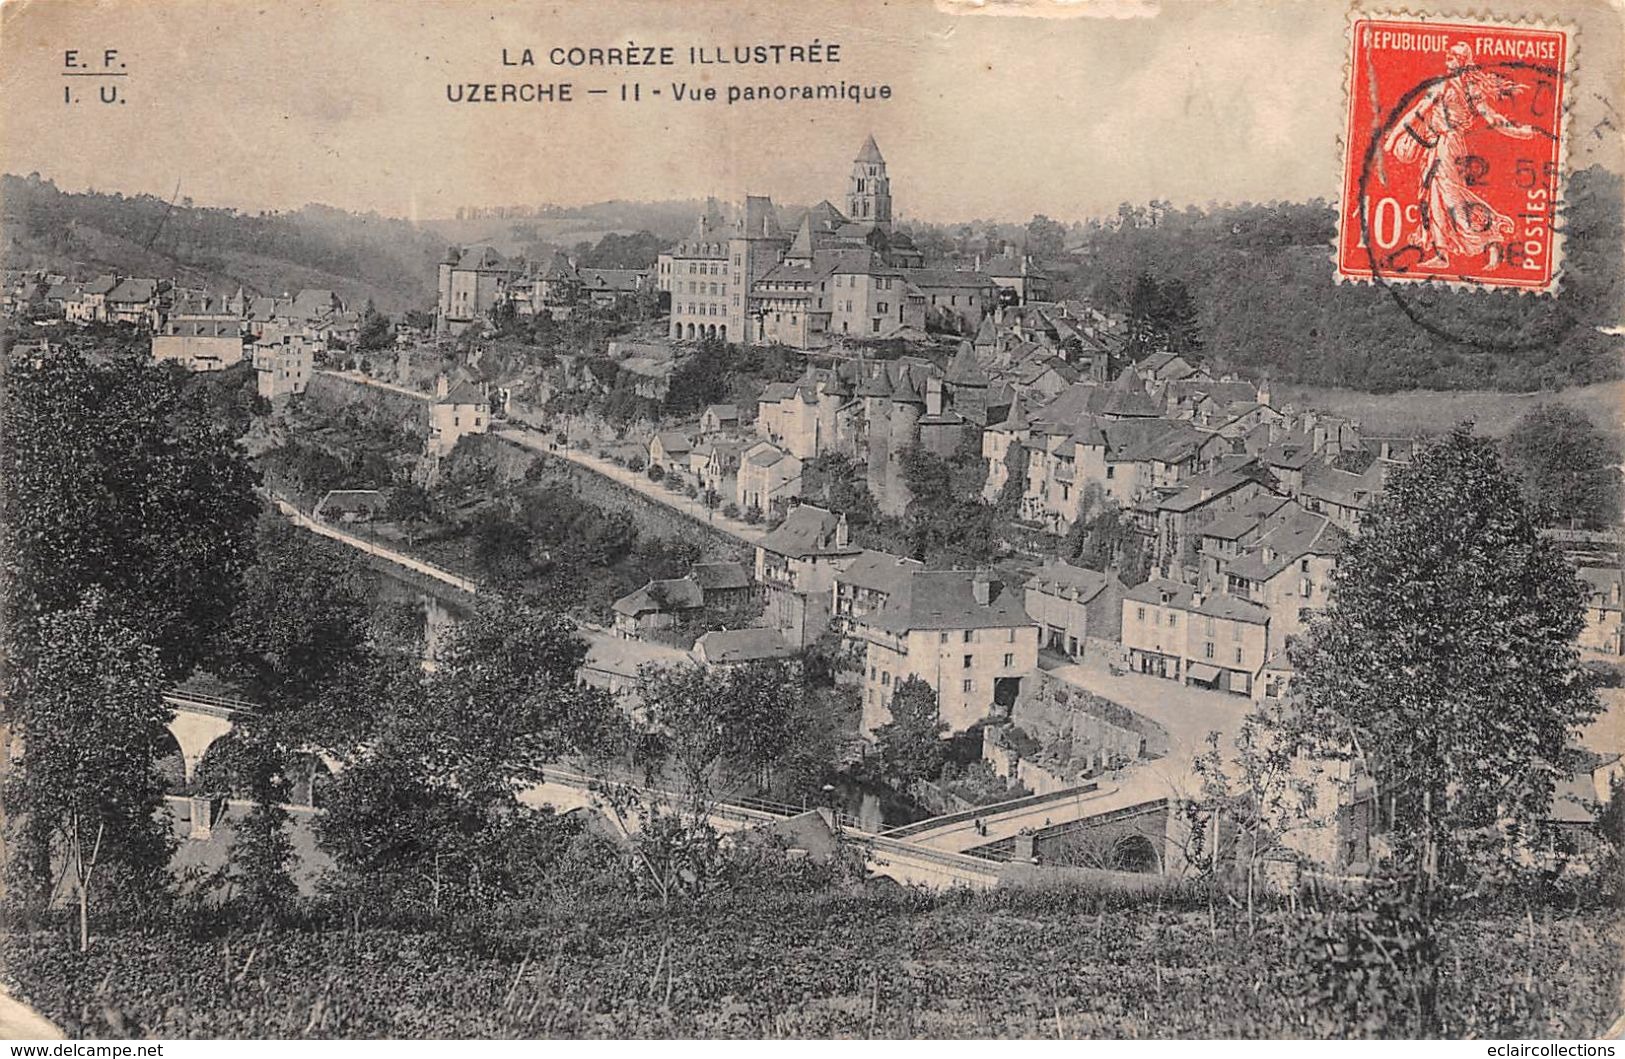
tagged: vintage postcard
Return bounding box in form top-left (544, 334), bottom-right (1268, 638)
top-left (0, 0), bottom-right (1622, 1044)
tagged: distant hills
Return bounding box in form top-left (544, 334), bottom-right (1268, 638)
top-left (1, 175), bottom-right (450, 313)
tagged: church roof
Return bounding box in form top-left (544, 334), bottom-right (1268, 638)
top-left (856, 134), bottom-right (885, 164)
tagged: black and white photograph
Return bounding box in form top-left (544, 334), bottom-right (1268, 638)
top-left (0, 0), bottom-right (1621, 1042)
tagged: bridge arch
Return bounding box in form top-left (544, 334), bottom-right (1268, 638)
top-left (168, 705), bottom-right (236, 783)
top-left (1112, 833), bottom-right (1161, 874)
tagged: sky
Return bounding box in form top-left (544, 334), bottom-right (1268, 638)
top-left (1, 0), bottom-right (1621, 223)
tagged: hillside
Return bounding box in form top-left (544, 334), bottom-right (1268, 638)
top-left (1048, 166), bottom-right (1625, 393)
top-left (1273, 378), bottom-right (1625, 441)
top-left (1, 175), bottom-right (446, 313)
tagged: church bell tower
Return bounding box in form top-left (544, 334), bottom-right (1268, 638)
top-left (846, 134), bottom-right (893, 231)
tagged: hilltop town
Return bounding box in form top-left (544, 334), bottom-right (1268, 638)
top-left (3, 134), bottom-right (1622, 1038)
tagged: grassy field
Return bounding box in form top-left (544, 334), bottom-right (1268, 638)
top-left (6, 888), bottom-right (1619, 1039)
top-left (1272, 380), bottom-right (1625, 440)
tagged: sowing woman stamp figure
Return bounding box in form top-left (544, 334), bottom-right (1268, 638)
top-left (1381, 42), bottom-right (1543, 271)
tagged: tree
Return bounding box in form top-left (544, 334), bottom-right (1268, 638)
top-left (874, 677), bottom-right (947, 788)
top-left (6, 592), bottom-right (172, 950)
top-left (1024, 214), bottom-right (1067, 263)
top-left (1, 350), bottom-right (261, 681)
top-left (1283, 427), bottom-right (1598, 889)
top-left (217, 517), bottom-right (379, 908)
top-left (1158, 279), bottom-right (1203, 356)
top-left (635, 660), bottom-right (806, 804)
top-left (1502, 404), bottom-right (1624, 529)
top-left (222, 516), bottom-right (375, 721)
top-left (357, 299), bottom-right (394, 351)
top-left (317, 597), bottom-right (622, 908)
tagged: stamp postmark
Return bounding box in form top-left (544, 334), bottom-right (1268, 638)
top-left (1338, 14), bottom-right (1571, 294)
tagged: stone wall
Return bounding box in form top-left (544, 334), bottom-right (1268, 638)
top-left (465, 434), bottom-right (750, 563)
top-left (305, 371), bottom-right (429, 436)
top-left (983, 670), bottom-right (1170, 787)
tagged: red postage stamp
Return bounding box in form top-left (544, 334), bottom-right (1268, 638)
top-left (1338, 14), bottom-right (1570, 293)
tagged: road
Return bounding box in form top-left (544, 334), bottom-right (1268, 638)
top-left (317, 368), bottom-right (433, 403)
top-left (0, 986), bottom-right (62, 1039)
top-left (313, 368), bottom-right (769, 550)
top-left (493, 426), bottom-right (768, 548)
top-left (271, 497), bottom-right (481, 595)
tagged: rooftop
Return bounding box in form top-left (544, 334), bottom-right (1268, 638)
top-left (869, 570), bottom-right (1032, 633)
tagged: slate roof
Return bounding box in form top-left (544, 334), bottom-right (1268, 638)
top-left (1025, 559), bottom-right (1112, 603)
top-left (695, 628), bottom-right (798, 664)
top-left (1226, 511), bottom-right (1347, 582)
top-left (868, 570), bottom-right (1031, 633)
top-left (689, 561), bottom-right (753, 593)
top-left (653, 430), bottom-right (694, 456)
top-left (907, 269), bottom-right (997, 292)
top-left (612, 577), bottom-right (704, 617)
top-left (703, 403), bottom-right (740, 422)
top-left (855, 134), bottom-right (885, 164)
top-left (757, 504), bottom-right (856, 559)
top-left (1191, 593), bottom-right (1270, 625)
top-left (580, 267), bottom-right (644, 291)
top-left (1301, 462), bottom-right (1386, 510)
top-left (1202, 496), bottom-right (1292, 541)
top-left (107, 277), bottom-right (159, 304)
top-left (1124, 578), bottom-right (1197, 607)
top-left (946, 341), bottom-right (990, 387)
top-left (1157, 469), bottom-right (1264, 514)
top-left (456, 245), bottom-right (510, 271)
top-left (836, 549), bottom-right (924, 596)
top-left (746, 443), bottom-right (791, 468)
top-left (437, 381), bottom-right (486, 406)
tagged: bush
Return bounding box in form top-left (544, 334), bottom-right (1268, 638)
top-left (646, 463), bottom-right (664, 482)
top-left (744, 505), bottom-right (763, 525)
top-left (722, 501), bottom-right (739, 519)
top-left (627, 454), bottom-right (646, 474)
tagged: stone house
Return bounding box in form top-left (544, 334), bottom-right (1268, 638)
top-left (1023, 559), bottom-right (1126, 656)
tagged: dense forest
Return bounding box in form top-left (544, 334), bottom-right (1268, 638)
top-left (0, 175), bottom-right (446, 312)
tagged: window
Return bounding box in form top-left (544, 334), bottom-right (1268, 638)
top-left (1168, 613), bottom-right (1177, 628)
top-left (963, 654), bottom-right (973, 669)
top-left (1106, 465), bottom-right (1115, 479)
top-left (1136, 606), bottom-right (1146, 622)
top-left (870, 666), bottom-right (876, 679)
top-left (1234, 647), bottom-right (1244, 665)
top-left (964, 630), bottom-right (974, 643)
top-left (1204, 642), bottom-right (1215, 659)
top-left (1231, 623), bottom-right (1242, 641)
top-left (962, 679), bottom-right (972, 693)
top-left (1003, 653), bottom-right (1014, 667)
top-left (939, 632), bottom-right (949, 644)
top-left (882, 671), bottom-right (891, 686)
top-left (1205, 617), bottom-right (1216, 635)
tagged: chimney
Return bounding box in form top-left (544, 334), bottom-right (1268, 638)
top-left (973, 569), bottom-right (994, 606)
top-left (435, 374), bottom-right (449, 399)
top-left (835, 512), bottom-right (850, 549)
